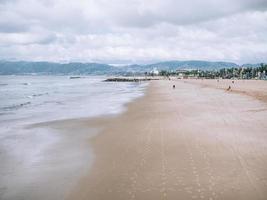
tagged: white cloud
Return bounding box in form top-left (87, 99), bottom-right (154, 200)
top-left (0, 0), bottom-right (267, 64)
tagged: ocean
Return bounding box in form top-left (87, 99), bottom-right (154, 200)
top-left (0, 76), bottom-right (147, 200)
top-left (0, 76), bottom-right (147, 122)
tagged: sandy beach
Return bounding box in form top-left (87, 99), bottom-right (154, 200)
top-left (1, 0), bottom-right (267, 199)
top-left (183, 79), bottom-right (267, 103)
top-left (1, 79), bottom-right (266, 200)
top-left (66, 79), bottom-right (267, 200)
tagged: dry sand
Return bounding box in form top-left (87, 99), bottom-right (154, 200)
top-left (67, 80), bottom-right (267, 200)
top-left (183, 79), bottom-right (267, 103)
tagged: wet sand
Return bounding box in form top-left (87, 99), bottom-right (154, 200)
top-left (0, 119), bottom-right (98, 200)
top-left (68, 80), bottom-right (267, 200)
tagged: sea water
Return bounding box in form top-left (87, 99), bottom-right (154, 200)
top-left (0, 76), bottom-right (147, 122)
top-left (0, 76), bottom-right (147, 200)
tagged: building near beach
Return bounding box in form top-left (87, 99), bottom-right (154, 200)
top-left (176, 69), bottom-right (188, 79)
top-left (150, 68), bottom-right (159, 76)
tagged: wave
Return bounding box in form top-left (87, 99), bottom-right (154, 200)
top-left (21, 83), bottom-right (31, 85)
top-left (0, 83), bottom-right (8, 86)
top-left (43, 100), bottom-right (64, 105)
top-left (1, 102), bottom-right (31, 111)
top-left (27, 92), bottom-right (48, 99)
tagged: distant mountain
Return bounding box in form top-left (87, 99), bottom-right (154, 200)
top-left (150, 60), bottom-right (238, 70)
top-left (0, 61), bottom-right (116, 75)
top-left (123, 61), bottom-right (239, 73)
top-left (0, 60), bottom-right (263, 75)
top-left (241, 63), bottom-right (262, 68)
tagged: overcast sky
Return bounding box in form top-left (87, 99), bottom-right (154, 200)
top-left (0, 0), bottom-right (267, 64)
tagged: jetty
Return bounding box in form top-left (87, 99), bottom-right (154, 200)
top-left (104, 77), bottom-right (160, 82)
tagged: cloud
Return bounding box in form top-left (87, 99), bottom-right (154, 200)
top-left (91, 0), bottom-right (267, 27)
top-left (0, 0), bottom-right (267, 64)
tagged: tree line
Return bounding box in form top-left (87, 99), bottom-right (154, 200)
top-left (158, 63), bottom-right (267, 79)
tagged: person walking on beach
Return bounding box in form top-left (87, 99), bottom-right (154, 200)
top-left (173, 85), bottom-right (175, 89)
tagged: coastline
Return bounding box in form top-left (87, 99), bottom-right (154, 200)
top-left (1, 79), bottom-right (267, 200)
top-left (0, 77), bottom-right (148, 200)
top-left (67, 79), bottom-right (267, 200)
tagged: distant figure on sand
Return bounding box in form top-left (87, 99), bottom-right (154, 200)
top-left (173, 85), bottom-right (175, 89)
top-left (232, 80), bottom-right (234, 84)
top-left (227, 85), bottom-right (231, 91)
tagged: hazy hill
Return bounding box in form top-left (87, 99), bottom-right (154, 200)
top-left (0, 61), bottom-right (116, 75)
top-left (241, 63), bottom-right (262, 68)
top-left (0, 60), bottom-right (261, 75)
top-left (123, 61), bottom-right (239, 73)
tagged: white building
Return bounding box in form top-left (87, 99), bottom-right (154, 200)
top-left (150, 68), bottom-right (159, 76)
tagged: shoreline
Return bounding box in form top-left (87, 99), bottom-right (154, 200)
top-left (1, 79), bottom-right (267, 200)
top-left (0, 78), bottom-right (149, 200)
top-left (67, 79), bottom-right (267, 200)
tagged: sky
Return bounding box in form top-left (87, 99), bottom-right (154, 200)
top-left (0, 0), bottom-right (267, 64)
